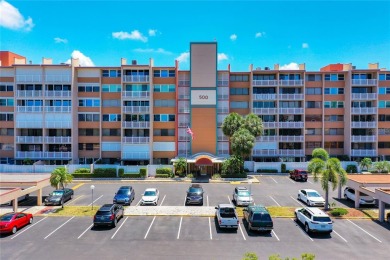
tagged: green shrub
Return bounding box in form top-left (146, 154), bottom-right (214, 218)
top-left (256, 169), bottom-right (278, 173)
top-left (94, 168), bottom-right (116, 175)
top-left (212, 174), bottom-right (221, 179)
top-left (156, 167), bottom-right (173, 177)
top-left (118, 168), bottom-right (124, 175)
top-left (74, 168), bottom-right (90, 174)
top-left (120, 173), bottom-right (141, 178)
top-left (72, 172), bottom-right (116, 178)
top-left (139, 168), bottom-right (147, 178)
top-left (281, 163), bottom-right (286, 173)
top-left (244, 168), bottom-right (250, 172)
top-left (186, 173), bottom-right (194, 178)
top-left (221, 172), bottom-right (247, 178)
top-left (346, 165), bottom-right (357, 174)
top-left (155, 173), bottom-right (170, 178)
top-left (330, 208), bottom-right (348, 217)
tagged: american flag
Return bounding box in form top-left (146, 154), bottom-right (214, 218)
top-left (186, 126), bottom-right (194, 140)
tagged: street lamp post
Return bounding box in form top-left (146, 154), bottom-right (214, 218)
top-left (90, 185), bottom-right (95, 210)
top-left (248, 180), bottom-right (253, 205)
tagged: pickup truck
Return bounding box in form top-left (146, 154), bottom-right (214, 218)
top-left (215, 204), bottom-right (239, 230)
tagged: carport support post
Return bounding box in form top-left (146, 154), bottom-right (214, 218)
top-left (355, 191), bottom-right (360, 208)
top-left (12, 198), bottom-right (18, 212)
top-left (37, 188), bottom-right (42, 206)
top-left (378, 201), bottom-right (385, 222)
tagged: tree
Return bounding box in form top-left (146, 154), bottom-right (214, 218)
top-left (373, 161), bottom-right (390, 173)
top-left (222, 112), bottom-right (243, 137)
top-left (231, 128), bottom-right (255, 159)
top-left (173, 157), bottom-right (187, 176)
top-left (221, 155), bottom-right (243, 176)
top-left (359, 158), bottom-right (372, 172)
top-left (242, 252), bottom-right (258, 260)
top-left (242, 113), bottom-right (263, 137)
top-left (308, 148), bottom-right (347, 209)
top-left (50, 167), bottom-right (73, 190)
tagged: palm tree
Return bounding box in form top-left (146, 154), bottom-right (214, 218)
top-left (173, 157), bottom-right (187, 176)
top-left (373, 161), bottom-right (390, 173)
top-left (50, 167), bottom-right (73, 190)
top-left (308, 148), bottom-right (347, 210)
top-left (359, 158), bottom-right (372, 172)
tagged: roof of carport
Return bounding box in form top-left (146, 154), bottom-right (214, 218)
top-left (347, 175), bottom-right (390, 184)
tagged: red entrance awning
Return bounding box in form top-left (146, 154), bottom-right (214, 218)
top-left (195, 157), bottom-right (213, 166)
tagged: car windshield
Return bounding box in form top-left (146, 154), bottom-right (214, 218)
top-left (117, 190), bottom-right (128, 195)
top-left (307, 192), bottom-right (321, 197)
top-left (0, 214), bottom-right (14, 221)
top-left (313, 216), bottom-right (331, 222)
top-left (144, 191), bottom-right (156, 196)
top-left (52, 191), bottom-right (64, 196)
top-left (238, 191), bottom-right (250, 196)
top-left (96, 210), bottom-right (111, 216)
top-left (188, 187), bottom-right (202, 193)
top-left (299, 171), bottom-right (307, 175)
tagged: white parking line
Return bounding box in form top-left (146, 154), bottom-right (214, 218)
top-left (144, 216), bottom-right (156, 239)
top-left (307, 180), bottom-right (313, 184)
top-left (333, 230), bottom-right (348, 243)
top-left (227, 195), bottom-right (232, 204)
top-left (111, 217), bottom-right (128, 239)
top-left (346, 219), bottom-right (382, 243)
top-left (159, 195), bottom-right (166, 206)
top-left (269, 196), bottom-right (281, 206)
top-left (290, 196), bottom-right (305, 207)
top-left (44, 216), bottom-right (75, 239)
top-left (238, 223), bottom-right (246, 240)
top-left (87, 195), bottom-right (103, 206)
top-left (11, 217), bottom-right (48, 239)
top-left (183, 195), bottom-right (187, 206)
top-left (207, 195), bottom-right (209, 207)
top-left (177, 217), bottom-right (183, 239)
top-left (208, 217), bottom-right (213, 240)
top-left (287, 177), bottom-right (296, 184)
top-left (77, 223), bottom-right (94, 239)
top-left (272, 230), bottom-right (280, 241)
top-left (291, 218), bottom-right (313, 242)
top-left (136, 198), bottom-right (142, 206)
top-left (65, 195), bottom-right (84, 205)
top-left (270, 177), bottom-right (278, 184)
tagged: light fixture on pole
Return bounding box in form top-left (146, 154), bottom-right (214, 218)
top-left (90, 185), bottom-right (95, 210)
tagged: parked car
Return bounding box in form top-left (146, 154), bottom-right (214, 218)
top-left (113, 186), bottom-right (135, 206)
top-left (93, 204), bottom-right (124, 228)
top-left (185, 184), bottom-right (204, 206)
top-left (0, 212), bottom-right (33, 234)
top-left (141, 188), bottom-right (159, 206)
top-left (298, 189), bottom-right (325, 207)
top-left (243, 205), bottom-right (273, 233)
top-left (215, 204), bottom-right (239, 230)
top-left (2, 193), bottom-right (30, 206)
top-left (387, 212), bottom-right (390, 224)
top-left (290, 169), bottom-right (308, 182)
top-left (232, 187), bottom-right (253, 206)
top-left (343, 187), bottom-right (376, 206)
top-left (44, 188), bottom-right (74, 206)
top-left (295, 207), bottom-right (333, 234)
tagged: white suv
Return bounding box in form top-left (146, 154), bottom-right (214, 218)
top-left (232, 187), bottom-right (253, 206)
top-left (295, 207), bottom-right (333, 234)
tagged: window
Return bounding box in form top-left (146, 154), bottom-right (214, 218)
top-left (379, 88), bottom-right (390, 95)
top-left (125, 84), bottom-right (149, 91)
top-left (324, 115), bottom-right (344, 121)
top-left (306, 128), bottom-right (322, 135)
top-left (279, 74), bottom-right (301, 80)
top-left (102, 84), bottom-right (121, 92)
top-left (102, 99), bottom-right (120, 107)
top-left (305, 142), bottom-right (322, 148)
top-left (263, 129), bottom-right (276, 136)
top-left (154, 100), bottom-right (176, 107)
top-left (305, 74), bottom-right (322, 81)
top-left (324, 88), bottom-right (344, 95)
top-left (153, 84), bottom-right (175, 92)
top-left (352, 73), bottom-right (372, 80)
top-left (79, 143), bottom-right (100, 151)
top-left (259, 115), bottom-right (276, 122)
top-left (78, 85), bottom-right (100, 92)
top-left (279, 101), bottom-right (302, 108)
top-left (102, 114), bottom-right (121, 122)
top-left (253, 74), bottom-right (276, 80)
top-left (325, 74), bottom-right (344, 81)
top-left (78, 113), bottom-right (100, 122)
top-left (154, 114), bottom-right (175, 122)
top-left (305, 88), bottom-right (322, 95)
top-left (0, 143), bottom-right (14, 151)
top-left (46, 84), bottom-right (71, 91)
top-left (305, 101), bottom-right (322, 108)
top-left (0, 85), bottom-right (13, 91)
top-left (378, 101), bottom-right (390, 108)
top-left (79, 128), bottom-right (99, 136)
top-left (124, 101), bottom-right (150, 107)
top-left (378, 129), bottom-right (390, 135)
top-left (153, 70), bottom-right (175, 78)
top-left (79, 99), bottom-right (100, 107)
top-left (305, 115), bottom-right (322, 122)
top-left (230, 74), bottom-right (249, 82)
top-left (153, 129), bottom-right (175, 136)
top-left (324, 101), bottom-right (344, 108)
top-left (102, 70), bottom-right (121, 78)
top-left (124, 114), bottom-right (150, 122)
top-left (0, 128), bottom-right (14, 136)
top-left (253, 101), bottom-right (276, 108)
top-left (0, 99), bottom-right (14, 106)
top-left (230, 101), bottom-right (249, 109)
top-left (102, 129), bottom-right (120, 136)
top-left (123, 129), bottom-right (149, 137)
top-left (0, 113), bottom-right (13, 121)
top-left (324, 128), bottom-right (344, 135)
top-left (253, 87), bottom-right (276, 94)
top-left (324, 142), bottom-right (344, 148)
top-left (379, 74), bottom-right (390, 81)
top-left (379, 114), bottom-right (390, 121)
top-left (230, 88), bottom-right (249, 95)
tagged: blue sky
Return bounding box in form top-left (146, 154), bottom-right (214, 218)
top-left (1, 0), bottom-right (390, 71)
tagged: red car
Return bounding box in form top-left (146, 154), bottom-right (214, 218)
top-left (0, 212), bottom-right (33, 234)
top-left (290, 169), bottom-right (308, 182)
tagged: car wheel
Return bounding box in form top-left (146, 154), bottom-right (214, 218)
top-left (12, 226), bottom-right (17, 234)
top-left (70, 194), bottom-right (73, 199)
top-left (200, 201), bottom-right (203, 206)
top-left (29, 217), bottom-right (33, 224)
top-left (305, 223), bottom-right (310, 234)
top-left (344, 194), bottom-right (348, 200)
top-left (248, 223), bottom-right (252, 231)
top-left (294, 212), bottom-right (298, 221)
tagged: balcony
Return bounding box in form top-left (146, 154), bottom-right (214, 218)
top-left (351, 149), bottom-right (377, 156)
top-left (16, 151), bottom-right (72, 159)
top-left (351, 135), bottom-right (376, 142)
top-left (178, 107), bottom-right (190, 113)
top-left (44, 136), bottom-right (72, 143)
top-left (45, 75), bottom-right (71, 83)
top-left (217, 136), bottom-right (229, 141)
top-left (44, 106), bottom-right (71, 113)
top-left (178, 80), bottom-right (190, 86)
top-left (263, 122), bottom-right (278, 128)
top-left (16, 75), bottom-right (42, 83)
top-left (278, 122), bottom-right (304, 128)
top-left (351, 79), bottom-right (377, 86)
top-left (217, 150), bottom-right (229, 156)
top-left (122, 152), bottom-right (149, 159)
top-left (279, 149), bottom-right (304, 156)
top-left (278, 94), bottom-right (304, 100)
top-left (123, 106), bottom-right (150, 113)
top-left (252, 149), bottom-right (278, 156)
top-left (123, 75), bottom-right (149, 82)
top-left (217, 108), bottom-right (229, 113)
top-left (16, 121), bottom-right (43, 128)
top-left (351, 107), bottom-right (377, 114)
top-left (178, 88), bottom-right (190, 99)
top-left (16, 90), bottom-right (43, 98)
top-left (16, 106), bottom-right (43, 113)
top-left (122, 137), bottom-right (150, 144)
top-left (279, 135), bottom-right (304, 142)
top-left (252, 80), bottom-right (278, 86)
top-left (122, 91), bottom-right (150, 99)
top-left (45, 121), bottom-right (72, 128)
top-left (279, 108), bottom-right (304, 114)
top-left (351, 121), bottom-right (377, 128)
top-left (279, 80), bottom-right (304, 86)
top-left (218, 80), bottom-right (229, 86)
top-left (122, 121), bottom-right (150, 128)
top-left (178, 121), bottom-right (190, 127)
top-left (16, 136), bottom-right (43, 143)
top-left (253, 94), bottom-right (276, 101)
top-left (178, 136), bottom-right (191, 142)
top-left (45, 91), bottom-right (72, 98)
top-left (253, 108), bottom-right (278, 114)
top-left (256, 136), bottom-right (277, 142)
top-left (352, 93), bottom-right (377, 100)
top-left (217, 94), bottom-right (229, 100)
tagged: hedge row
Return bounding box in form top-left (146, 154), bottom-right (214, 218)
top-left (155, 173), bottom-right (170, 178)
top-left (221, 172), bottom-right (247, 178)
top-left (72, 167), bottom-right (147, 178)
top-left (256, 169), bottom-right (278, 173)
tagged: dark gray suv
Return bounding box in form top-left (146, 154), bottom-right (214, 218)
top-left (185, 184), bottom-right (204, 206)
top-left (93, 204), bottom-right (124, 228)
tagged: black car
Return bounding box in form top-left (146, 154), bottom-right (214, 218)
top-left (113, 186), bottom-right (135, 206)
top-left (93, 204), bottom-right (124, 228)
top-left (185, 184), bottom-right (204, 205)
top-left (44, 188), bottom-right (74, 206)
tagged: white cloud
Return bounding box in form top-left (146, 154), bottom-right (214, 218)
top-left (65, 50), bottom-right (95, 66)
top-left (0, 0), bottom-right (34, 31)
top-left (218, 53), bottom-right (228, 62)
top-left (280, 62), bottom-right (299, 70)
top-left (134, 48), bottom-right (172, 55)
top-left (148, 29), bottom-right (157, 36)
top-left (230, 34), bottom-right (237, 41)
top-left (255, 32), bottom-right (265, 38)
top-left (112, 30), bottom-right (147, 42)
top-left (54, 37), bottom-right (68, 44)
top-left (302, 43), bottom-right (309, 48)
top-left (176, 52), bottom-right (190, 63)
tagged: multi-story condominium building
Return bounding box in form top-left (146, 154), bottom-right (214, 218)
top-left (1, 43), bottom-right (390, 171)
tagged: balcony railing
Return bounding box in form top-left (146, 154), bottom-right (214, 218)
top-left (351, 121), bottom-right (377, 128)
top-left (178, 136), bottom-right (191, 141)
top-left (45, 91), bottom-right (72, 97)
top-left (218, 94), bottom-right (229, 100)
top-left (279, 108), bottom-right (304, 114)
top-left (122, 91), bottom-right (150, 99)
top-left (253, 94), bottom-right (276, 101)
top-left (123, 75), bottom-right (149, 82)
top-left (45, 121), bottom-right (72, 128)
top-left (252, 149), bottom-right (278, 156)
top-left (278, 149), bottom-right (304, 156)
top-left (16, 151), bottom-right (72, 159)
top-left (351, 79), bottom-right (377, 86)
top-left (122, 121), bottom-right (150, 128)
top-left (252, 80), bottom-right (278, 86)
top-left (217, 80), bottom-right (229, 86)
top-left (351, 135), bottom-right (376, 142)
top-left (217, 108), bottom-right (229, 113)
top-left (178, 80), bottom-right (190, 86)
top-left (178, 121), bottom-right (190, 127)
top-left (279, 80), bottom-right (304, 86)
top-left (252, 149), bottom-right (304, 156)
top-left (123, 106), bottom-right (150, 113)
top-left (279, 135), bottom-right (304, 142)
top-left (16, 121), bottom-right (43, 128)
top-left (122, 137), bottom-right (150, 144)
top-left (16, 106), bottom-right (43, 113)
top-left (278, 94), bottom-right (304, 100)
top-left (351, 107), bottom-right (377, 114)
top-left (122, 152), bottom-right (149, 159)
top-left (256, 136), bottom-right (277, 142)
top-left (351, 149), bottom-right (377, 156)
top-left (178, 107), bottom-right (190, 113)
top-left (16, 90), bottom-right (43, 98)
top-left (44, 106), bottom-right (71, 113)
top-left (351, 93), bottom-right (377, 100)
top-left (253, 108), bottom-right (278, 114)
top-left (263, 122), bottom-right (278, 128)
top-left (45, 75), bottom-right (71, 83)
top-left (16, 136), bottom-right (43, 143)
top-left (278, 122), bottom-right (304, 128)
top-left (217, 136), bottom-right (229, 141)
top-left (44, 136), bottom-right (72, 143)
top-left (16, 75), bottom-right (42, 82)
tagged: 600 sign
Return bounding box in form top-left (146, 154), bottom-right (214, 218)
top-left (199, 95), bottom-right (208, 99)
